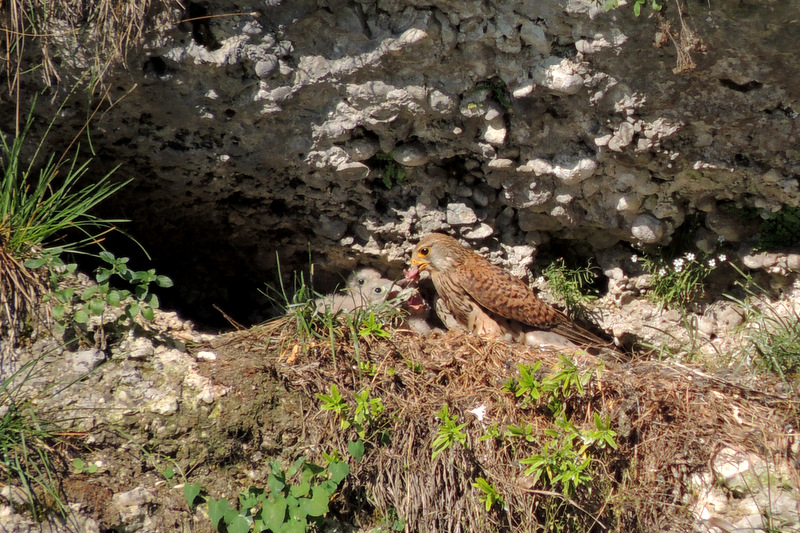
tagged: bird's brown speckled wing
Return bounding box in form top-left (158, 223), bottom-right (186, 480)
top-left (454, 254), bottom-right (567, 327)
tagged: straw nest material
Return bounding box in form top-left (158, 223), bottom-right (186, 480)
top-left (210, 313), bottom-right (799, 533)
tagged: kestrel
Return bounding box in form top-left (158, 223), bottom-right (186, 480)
top-left (346, 267), bottom-right (383, 290)
top-left (316, 268), bottom-right (397, 314)
top-left (406, 233), bottom-right (608, 348)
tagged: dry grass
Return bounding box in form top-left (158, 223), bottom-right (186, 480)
top-left (212, 317), bottom-right (800, 532)
top-left (1, 0), bottom-right (175, 98)
top-left (0, 244), bottom-right (50, 360)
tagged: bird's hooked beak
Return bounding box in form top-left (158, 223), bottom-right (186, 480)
top-left (410, 258), bottom-right (428, 270)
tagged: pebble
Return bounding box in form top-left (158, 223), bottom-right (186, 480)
top-left (446, 202), bottom-right (478, 225)
top-left (630, 214), bottom-right (664, 243)
top-left (196, 350), bottom-right (218, 361)
top-left (392, 142), bottom-right (429, 167)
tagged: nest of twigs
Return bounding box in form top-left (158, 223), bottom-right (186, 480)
top-left (213, 313), bottom-right (800, 532)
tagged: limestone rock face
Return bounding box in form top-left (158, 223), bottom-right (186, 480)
top-left (8, 0), bottom-right (799, 325)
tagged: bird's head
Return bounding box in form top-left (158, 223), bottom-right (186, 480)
top-left (410, 233), bottom-right (467, 273)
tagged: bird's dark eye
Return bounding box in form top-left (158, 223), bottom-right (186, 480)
top-left (373, 287), bottom-right (384, 294)
top-left (419, 247), bottom-right (430, 257)
top-left (358, 278), bottom-right (367, 285)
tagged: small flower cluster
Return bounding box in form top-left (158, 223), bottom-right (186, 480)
top-left (632, 250), bottom-right (728, 308)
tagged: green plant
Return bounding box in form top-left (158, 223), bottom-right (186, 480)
top-left (0, 359), bottom-right (69, 520)
top-left (598, 0), bottom-right (662, 15)
top-left (473, 79), bottom-right (511, 109)
top-left (72, 457), bottom-right (98, 474)
top-left (0, 96), bottom-right (130, 349)
top-left (514, 361), bottom-right (543, 407)
top-left (26, 250), bottom-right (173, 337)
top-left (512, 357), bottom-right (592, 415)
top-left (197, 457), bottom-right (350, 533)
top-left (521, 438), bottom-right (591, 496)
top-left (370, 151), bottom-right (407, 189)
top-left (317, 385), bottom-right (386, 442)
top-left (542, 258), bottom-right (599, 319)
top-left (634, 249), bottom-right (727, 309)
top-left (0, 98), bottom-right (128, 257)
top-left (504, 422), bottom-right (535, 442)
top-left (755, 206), bottom-right (800, 252)
top-left (431, 404), bottom-right (468, 459)
top-left (317, 384), bottom-right (349, 421)
top-left (357, 311), bottom-right (391, 339)
top-left (726, 266), bottom-right (800, 380)
top-left (473, 477), bottom-right (505, 512)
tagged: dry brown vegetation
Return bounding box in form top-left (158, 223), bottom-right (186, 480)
top-left (205, 317), bottom-right (799, 532)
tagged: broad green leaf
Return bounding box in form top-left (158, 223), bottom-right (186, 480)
top-left (239, 487), bottom-right (265, 509)
top-left (157, 275), bottom-right (174, 287)
top-left (141, 306), bottom-right (155, 321)
top-left (226, 515), bottom-right (250, 533)
top-left (183, 483), bottom-right (202, 508)
top-left (287, 457), bottom-right (305, 478)
top-left (147, 293), bottom-right (159, 308)
top-left (56, 288), bottom-right (74, 303)
top-left (81, 286), bottom-right (99, 300)
top-left (281, 521), bottom-right (307, 533)
top-left (207, 497), bottom-right (229, 530)
top-left (263, 497), bottom-right (288, 531)
top-left (98, 250), bottom-right (115, 264)
top-left (299, 486), bottom-right (330, 517)
top-left (290, 480), bottom-right (310, 498)
top-left (52, 304), bottom-right (65, 320)
top-left (24, 257), bottom-right (47, 269)
top-left (348, 440), bottom-right (365, 463)
top-left (267, 473), bottom-right (285, 495)
top-left (107, 290), bottom-right (122, 307)
top-left (74, 309), bottom-right (89, 323)
top-left (126, 302), bottom-right (140, 318)
top-left (88, 298), bottom-right (106, 315)
top-left (302, 462), bottom-right (325, 480)
top-left (134, 285), bottom-right (147, 300)
top-left (328, 460), bottom-right (350, 484)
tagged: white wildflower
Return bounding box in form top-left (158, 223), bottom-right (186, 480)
top-left (685, 253), bottom-right (696, 261)
top-left (718, 254), bottom-right (727, 263)
top-left (673, 258), bottom-right (685, 268)
top-left (675, 265), bottom-right (684, 273)
top-left (708, 259), bottom-right (717, 268)
top-left (658, 268), bottom-right (667, 276)
top-left (470, 404), bottom-right (487, 423)
top-left (717, 235), bottom-right (725, 243)
top-left (631, 255), bottom-right (638, 263)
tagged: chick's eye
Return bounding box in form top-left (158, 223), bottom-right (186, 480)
top-left (358, 278), bottom-right (366, 285)
top-left (373, 287), bottom-right (384, 294)
top-left (418, 247), bottom-right (430, 257)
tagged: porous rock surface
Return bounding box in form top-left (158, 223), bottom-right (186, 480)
top-left (8, 0), bottom-right (800, 324)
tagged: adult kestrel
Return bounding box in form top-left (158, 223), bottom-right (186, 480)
top-left (407, 233), bottom-right (608, 348)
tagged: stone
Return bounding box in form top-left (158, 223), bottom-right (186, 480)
top-left (346, 139), bottom-right (380, 161)
top-left (461, 223), bottom-right (494, 239)
top-left (446, 203), bottom-right (478, 225)
top-left (313, 215), bottom-right (349, 241)
top-left (392, 142), bottom-right (429, 167)
top-left (608, 122), bottom-right (635, 152)
top-left (254, 56), bottom-right (278, 78)
top-left (630, 214), bottom-right (664, 243)
top-left (532, 57), bottom-right (584, 95)
top-left (70, 349), bottom-right (105, 374)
